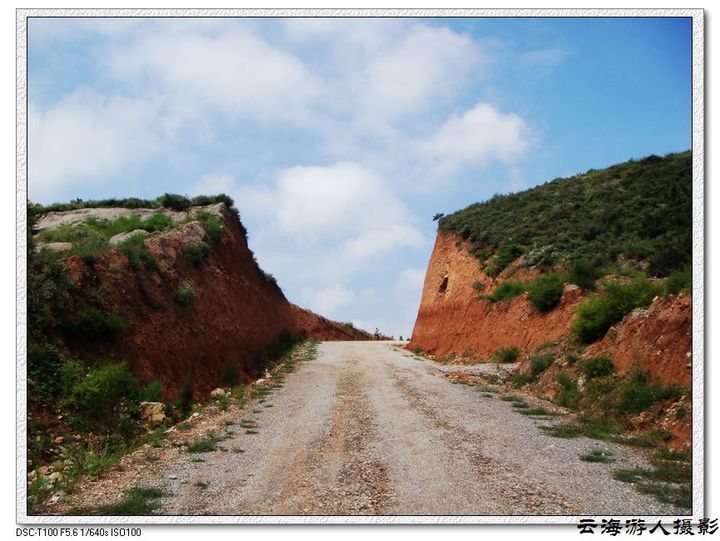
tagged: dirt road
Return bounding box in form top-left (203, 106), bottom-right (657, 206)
top-left (53, 341), bottom-right (687, 517)
top-left (159, 341), bottom-right (687, 516)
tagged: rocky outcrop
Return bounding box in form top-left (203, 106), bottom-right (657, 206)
top-left (46, 203), bottom-right (371, 398)
top-left (408, 232), bottom-right (585, 358)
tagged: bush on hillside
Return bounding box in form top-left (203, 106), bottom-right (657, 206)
top-left (66, 362), bottom-right (140, 430)
top-left (579, 356), bottom-right (615, 379)
top-left (572, 277), bottom-right (662, 343)
top-left (568, 259), bottom-right (601, 290)
top-left (61, 309), bottom-right (127, 341)
top-left (527, 273), bottom-right (566, 312)
top-left (483, 281), bottom-right (526, 302)
top-left (493, 346), bottom-right (520, 363)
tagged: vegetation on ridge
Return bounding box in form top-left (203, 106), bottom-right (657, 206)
top-left (439, 151), bottom-right (691, 278)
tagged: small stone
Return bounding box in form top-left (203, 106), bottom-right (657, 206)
top-left (139, 402), bottom-right (166, 427)
top-left (38, 466), bottom-right (51, 476)
top-left (210, 388), bottom-right (226, 399)
top-left (48, 472), bottom-right (61, 484)
top-left (53, 436), bottom-right (64, 445)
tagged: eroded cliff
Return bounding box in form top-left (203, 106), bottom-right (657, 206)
top-left (31, 202), bottom-right (370, 397)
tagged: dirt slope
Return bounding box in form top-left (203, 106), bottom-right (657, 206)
top-left (43, 203), bottom-right (371, 397)
top-left (408, 233), bottom-right (585, 358)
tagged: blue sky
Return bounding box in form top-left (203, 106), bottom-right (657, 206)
top-left (27, 17), bottom-right (692, 338)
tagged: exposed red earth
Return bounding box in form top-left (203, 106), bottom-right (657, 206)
top-left (53, 204), bottom-right (371, 397)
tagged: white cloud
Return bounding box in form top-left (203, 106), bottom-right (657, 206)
top-left (300, 284), bottom-right (355, 316)
top-left (232, 162), bottom-right (427, 285)
top-left (419, 102), bottom-right (533, 172)
top-left (110, 29), bottom-right (322, 122)
top-left (29, 92), bottom-right (162, 199)
top-left (360, 24), bottom-right (482, 122)
top-left (272, 162), bottom-right (414, 242)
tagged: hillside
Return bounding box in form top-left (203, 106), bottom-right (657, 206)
top-left (409, 152), bottom-right (693, 451)
top-left (439, 151), bottom-right (691, 277)
top-left (26, 194), bottom-right (372, 497)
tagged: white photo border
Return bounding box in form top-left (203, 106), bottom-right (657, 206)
top-left (15, 7), bottom-right (705, 525)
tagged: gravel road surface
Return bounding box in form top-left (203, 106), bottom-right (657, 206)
top-left (146, 341), bottom-right (686, 516)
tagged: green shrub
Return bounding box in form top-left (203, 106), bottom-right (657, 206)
top-left (619, 372), bottom-right (684, 413)
top-left (61, 309), bottom-right (127, 341)
top-left (139, 379), bottom-right (163, 402)
top-left (527, 273), bottom-right (566, 312)
top-left (509, 374), bottom-right (534, 388)
top-left (159, 193), bottom-right (192, 211)
top-left (556, 372), bottom-right (579, 408)
top-left (529, 352), bottom-right (554, 376)
top-left (569, 259), bottom-right (601, 290)
top-left (493, 346), bottom-right (520, 363)
top-left (143, 212), bottom-right (173, 232)
top-left (472, 281), bottom-right (486, 292)
top-left (119, 235), bottom-right (158, 270)
top-left (580, 356), bottom-right (615, 379)
top-left (484, 281), bottom-right (526, 302)
top-left (195, 211), bottom-right (224, 242)
top-left (664, 268), bottom-right (691, 295)
top-left (174, 281), bottom-right (197, 306)
top-left (66, 362), bottom-right (140, 429)
top-left (28, 261), bottom-right (74, 334)
top-left (184, 242), bottom-right (211, 266)
top-left (572, 277), bottom-right (663, 343)
top-left (486, 244), bottom-right (524, 277)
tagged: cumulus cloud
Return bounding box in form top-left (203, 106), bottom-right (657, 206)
top-left (29, 92), bottom-right (162, 200)
top-left (360, 24), bottom-right (482, 122)
top-left (300, 284), bottom-right (355, 316)
top-left (110, 29), bottom-right (322, 122)
top-left (272, 162), bottom-right (412, 241)
top-left (232, 162), bottom-right (427, 284)
top-left (419, 102), bottom-right (533, 172)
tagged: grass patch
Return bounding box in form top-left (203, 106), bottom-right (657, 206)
top-left (119, 235), bottom-right (158, 270)
top-left (580, 448), bottom-right (616, 463)
top-left (195, 211), bottom-right (224, 242)
top-left (493, 346), bottom-right (520, 363)
top-left (637, 482), bottom-right (691, 508)
top-left (186, 434), bottom-right (221, 453)
top-left (482, 281), bottom-right (526, 302)
top-left (509, 374), bottom-right (535, 388)
top-left (540, 422), bottom-right (617, 441)
top-left (98, 487), bottom-right (164, 515)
